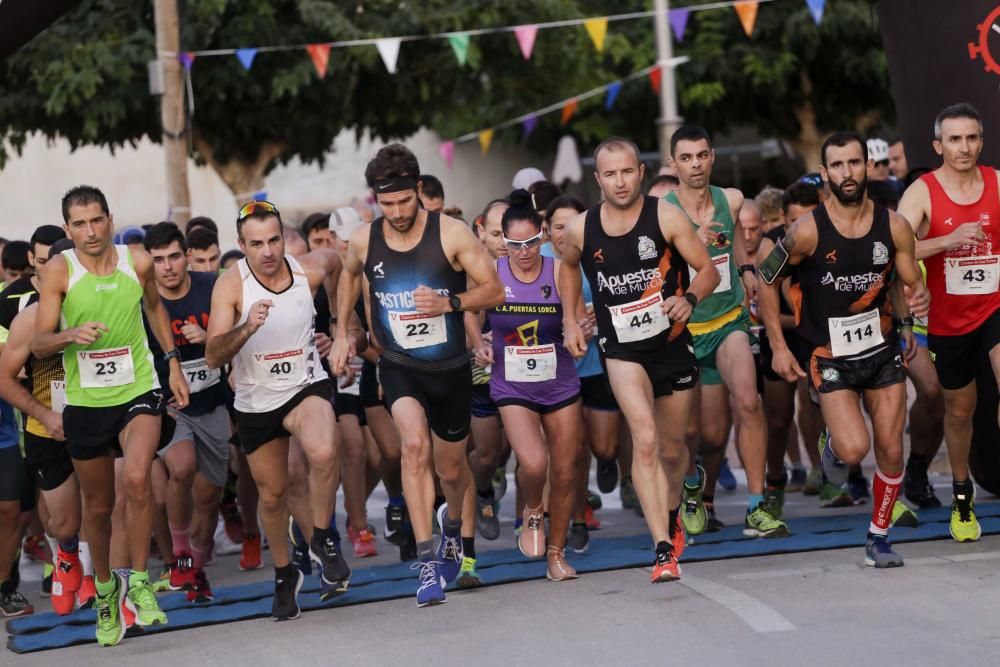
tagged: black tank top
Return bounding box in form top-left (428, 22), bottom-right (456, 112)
top-left (580, 195), bottom-right (692, 356)
top-left (794, 202), bottom-right (896, 358)
top-left (364, 212), bottom-right (467, 370)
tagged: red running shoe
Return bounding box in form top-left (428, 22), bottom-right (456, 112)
top-left (56, 548), bottom-right (83, 593)
top-left (650, 547), bottom-right (682, 583)
top-left (169, 552), bottom-right (197, 591)
top-left (23, 535), bottom-right (50, 563)
top-left (51, 565), bottom-right (77, 615)
top-left (77, 575), bottom-right (97, 608)
top-left (348, 526), bottom-right (378, 558)
top-left (240, 534), bottom-right (263, 571)
top-left (220, 500), bottom-right (245, 544)
top-left (671, 512), bottom-right (687, 561)
top-left (584, 506), bottom-right (601, 531)
top-left (186, 569), bottom-right (214, 603)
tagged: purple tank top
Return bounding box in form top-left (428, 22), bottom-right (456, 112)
top-left (487, 256), bottom-right (580, 406)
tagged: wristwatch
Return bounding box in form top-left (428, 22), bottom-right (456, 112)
top-left (900, 316), bottom-right (915, 328)
top-left (739, 264), bottom-right (756, 276)
top-left (163, 349), bottom-right (181, 363)
top-left (683, 293), bottom-right (698, 308)
top-left (449, 295), bottom-right (462, 312)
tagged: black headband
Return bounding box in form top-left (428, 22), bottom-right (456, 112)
top-left (373, 176), bottom-right (418, 194)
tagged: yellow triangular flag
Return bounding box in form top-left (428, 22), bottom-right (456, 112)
top-left (584, 18), bottom-right (608, 52)
top-left (479, 129), bottom-right (494, 155)
top-left (734, 1), bottom-right (759, 37)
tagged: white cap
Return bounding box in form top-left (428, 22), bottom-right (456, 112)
top-left (512, 167), bottom-right (546, 190)
top-left (329, 206), bottom-right (364, 239)
top-left (867, 138), bottom-right (889, 163)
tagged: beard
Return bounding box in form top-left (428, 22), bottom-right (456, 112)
top-left (829, 174), bottom-right (868, 205)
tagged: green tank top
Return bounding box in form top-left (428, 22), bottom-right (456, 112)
top-left (666, 186), bottom-right (744, 323)
top-left (61, 246), bottom-right (159, 408)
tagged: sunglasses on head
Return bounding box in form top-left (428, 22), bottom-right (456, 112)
top-left (502, 230), bottom-right (544, 252)
top-left (237, 200), bottom-right (280, 222)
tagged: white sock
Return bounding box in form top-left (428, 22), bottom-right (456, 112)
top-left (45, 535), bottom-right (59, 562)
top-left (79, 541), bottom-right (93, 577)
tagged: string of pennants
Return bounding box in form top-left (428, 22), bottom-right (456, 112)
top-left (169, 0), bottom-right (828, 76)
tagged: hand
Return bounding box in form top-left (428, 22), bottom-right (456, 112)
top-left (245, 299), bottom-right (274, 334)
top-left (168, 363), bottom-right (190, 409)
top-left (180, 322), bottom-right (207, 345)
top-left (329, 334), bottom-right (355, 375)
top-left (413, 285), bottom-right (448, 316)
top-left (662, 296), bottom-right (691, 323)
top-left (474, 343), bottom-right (494, 368)
top-left (901, 327), bottom-right (918, 363)
top-left (904, 282), bottom-right (930, 320)
top-left (563, 319), bottom-right (587, 359)
top-left (696, 221), bottom-right (723, 246)
top-left (948, 221), bottom-right (986, 250)
top-left (40, 410), bottom-right (64, 441)
top-left (772, 347), bottom-right (806, 383)
top-left (315, 332), bottom-right (333, 359)
top-left (338, 361), bottom-right (357, 390)
top-left (68, 322), bottom-right (108, 346)
top-left (579, 317), bottom-right (595, 341)
top-left (742, 272), bottom-right (758, 303)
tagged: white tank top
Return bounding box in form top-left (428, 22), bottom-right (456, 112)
top-left (232, 255), bottom-right (327, 413)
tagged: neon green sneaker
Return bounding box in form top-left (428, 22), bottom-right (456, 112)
top-left (94, 574), bottom-right (126, 647)
top-left (744, 504), bottom-right (791, 538)
top-left (455, 556), bottom-right (482, 589)
top-left (151, 567), bottom-right (171, 593)
top-left (950, 489), bottom-right (982, 543)
top-left (891, 500), bottom-right (919, 528)
top-left (802, 468), bottom-right (823, 496)
top-left (681, 465), bottom-right (708, 536)
top-left (126, 576), bottom-right (167, 627)
top-left (818, 481), bottom-right (853, 508)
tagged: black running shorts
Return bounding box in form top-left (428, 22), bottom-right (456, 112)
top-left (378, 357), bottom-right (472, 442)
top-left (603, 340), bottom-right (699, 399)
top-left (579, 374), bottom-right (620, 411)
top-left (928, 307), bottom-right (1000, 390)
top-left (24, 433), bottom-right (74, 492)
top-left (63, 390), bottom-right (168, 461)
top-left (809, 343), bottom-right (906, 394)
top-left (233, 379), bottom-right (334, 455)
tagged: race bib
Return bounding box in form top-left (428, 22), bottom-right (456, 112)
top-left (50, 381), bottom-right (66, 414)
top-left (77, 347), bottom-right (135, 389)
top-left (252, 349), bottom-right (308, 386)
top-left (690, 254), bottom-right (732, 294)
top-left (388, 311), bottom-right (447, 350)
top-left (181, 357), bottom-right (220, 394)
top-left (945, 256), bottom-right (1000, 295)
top-left (504, 345), bottom-right (557, 383)
top-left (828, 309), bottom-right (884, 358)
top-left (609, 294), bottom-right (669, 344)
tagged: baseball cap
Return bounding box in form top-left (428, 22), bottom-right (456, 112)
top-left (867, 138), bottom-right (889, 163)
top-left (512, 167), bottom-right (546, 190)
top-left (329, 207), bottom-right (364, 240)
top-left (114, 226), bottom-right (146, 245)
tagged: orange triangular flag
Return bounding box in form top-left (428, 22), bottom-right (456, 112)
top-left (560, 100), bottom-right (578, 125)
top-left (734, 1), bottom-right (759, 37)
top-left (306, 43), bottom-right (331, 78)
top-left (649, 67), bottom-right (662, 95)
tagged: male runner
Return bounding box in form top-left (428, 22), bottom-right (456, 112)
top-left (559, 136), bottom-right (720, 582)
top-left (0, 225), bottom-right (66, 348)
top-left (185, 227), bottom-right (222, 274)
top-left (32, 186), bottom-right (189, 645)
top-left (206, 200), bottom-right (363, 618)
top-left (897, 102), bottom-right (1000, 541)
top-left (665, 126), bottom-right (787, 538)
top-left (331, 144), bottom-right (504, 607)
top-left (758, 132), bottom-right (927, 567)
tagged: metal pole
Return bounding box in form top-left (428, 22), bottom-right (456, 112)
top-left (154, 0), bottom-right (192, 226)
top-left (653, 0), bottom-right (683, 167)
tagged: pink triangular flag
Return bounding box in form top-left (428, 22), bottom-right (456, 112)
top-left (514, 25), bottom-right (538, 60)
top-left (439, 141), bottom-right (455, 170)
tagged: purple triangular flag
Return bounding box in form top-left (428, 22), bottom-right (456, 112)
top-left (236, 48), bottom-right (258, 71)
top-left (523, 115), bottom-right (538, 138)
top-left (178, 52), bottom-right (195, 71)
top-left (605, 81), bottom-right (622, 110)
top-left (669, 8), bottom-right (690, 42)
top-left (806, 0), bottom-right (825, 25)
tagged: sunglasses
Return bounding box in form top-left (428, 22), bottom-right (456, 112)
top-left (237, 200), bottom-right (280, 222)
top-left (502, 230), bottom-right (544, 252)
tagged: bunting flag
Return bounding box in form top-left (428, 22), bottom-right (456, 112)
top-left (306, 43), bottom-right (331, 78)
top-left (514, 25), bottom-right (538, 60)
top-left (448, 33), bottom-right (471, 65)
top-left (649, 66), bottom-right (662, 95)
top-left (235, 48), bottom-right (258, 71)
top-left (478, 129), bottom-right (494, 154)
top-left (669, 8), bottom-right (691, 42)
top-left (560, 99), bottom-right (578, 126)
top-left (375, 38), bottom-right (401, 74)
top-left (439, 141), bottom-right (455, 169)
top-left (604, 80), bottom-right (622, 110)
top-left (178, 52), bottom-right (196, 71)
top-left (523, 115), bottom-right (538, 138)
top-left (805, 0), bottom-right (825, 25)
top-left (583, 18), bottom-right (608, 52)
top-left (734, 1), bottom-right (759, 37)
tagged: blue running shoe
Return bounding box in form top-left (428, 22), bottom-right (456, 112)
top-left (435, 504), bottom-right (463, 584)
top-left (819, 429), bottom-right (849, 487)
top-left (411, 560), bottom-right (446, 607)
top-left (288, 519), bottom-right (312, 576)
top-left (865, 532), bottom-right (904, 568)
top-left (719, 458), bottom-right (737, 491)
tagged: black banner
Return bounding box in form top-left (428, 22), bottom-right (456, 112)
top-left (0, 0), bottom-right (81, 61)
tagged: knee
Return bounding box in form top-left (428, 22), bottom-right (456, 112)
top-left (659, 438), bottom-right (687, 470)
top-left (549, 459), bottom-right (576, 490)
top-left (400, 436), bottom-right (431, 469)
top-left (85, 493), bottom-right (115, 521)
top-left (308, 445), bottom-right (337, 474)
top-left (735, 392), bottom-right (763, 423)
top-left (631, 427), bottom-right (659, 467)
top-left (944, 398), bottom-right (976, 423)
top-left (257, 485), bottom-right (288, 514)
top-left (48, 513), bottom-right (80, 543)
top-left (168, 462), bottom-right (196, 489)
top-left (516, 453), bottom-right (547, 481)
top-left (123, 468), bottom-right (152, 502)
top-left (831, 433), bottom-right (868, 466)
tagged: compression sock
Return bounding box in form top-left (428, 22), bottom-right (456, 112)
top-left (870, 468), bottom-right (903, 536)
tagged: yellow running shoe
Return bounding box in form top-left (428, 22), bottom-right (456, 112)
top-left (950, 487), bottom-right (982, 542)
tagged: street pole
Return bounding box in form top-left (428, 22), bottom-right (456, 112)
top-left (153, 0), bottom-right (192, 227)
top-left (653, 0), bottom-right (683, 167)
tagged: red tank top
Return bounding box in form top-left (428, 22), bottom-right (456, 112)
top-left (920, 165), bottom-right (1000, 336)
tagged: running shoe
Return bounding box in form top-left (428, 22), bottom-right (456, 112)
top-left (671, 511), bottom-right (687, 560)
top-left (950, 487), bottom-right (982, 543)
top-left (681, 465), bottom-right (708, 536)
top-left (93, 575), bottom-right (125, 646)
top-left (288, 521), bottom-right (312, 576)
top-left (0, 591), bottom-right (33, 618)
top-left (475, 493), bottom-right (501, 541)
top-left (819, 428), bottom-right (849, 486)
top-left (518, 505), bottom-right (546, 558)
top-left (240, 533), bottom-right (263, 571)
top-left (546, 546), bottom-right (578, 582)
top-left (51, 563), bottom-right (76, 616)
top-left (891, 500), bottom-right (919, 528)
top-left (169, 551), bottom-right (196, 591)
top-left (41, 562), bottom-right (53, 597)
top-left (567, 522), bottom-right (589, 554)
top-left (22, 535), bottom-right (48, 563)
top-left (348, 525), bottom-right (379, 558)
top-left (650, 545), bottom-right (681, 583)
top-left (310, 532), bottom-right (352, 600)
top-left (120, 592), bottom-right (136, 630)
top-left (78, 575), bottom-right (96, 609)
top-left (152, 567), bottom-right (171, 593)
top-left (126, 576), bottom-right (167, 627)
top-left (705, 505), bottom-right (725, 532)
top-left (586, 489), bottom-right (603, 511)
top-left (818, 480), bottom-right (854, 508)
top-left (186, 569), bottom-right (214, 603)
top-left (718, 457), bottom-right (737, 491)
top-left (214, 519), bottom-right (243, 556)
top-left (763, 485), bottom-right (785, 519)
top-left (802, 468), bottom-right (823, 496)
top-left (413, 560), bottom-right (446, 607)
top-left (220, 499), bottom-right (245, 544)
top-left (597, 458), bottom-right (619, 494)
top-left (744, 504), bottom-right (791, 538)
top-left (272, 568), bottom-right (303, 620)
top-left (435, 504), bottom-right (463, 583)
top-left (786, 467), bottom-right (807, 493)
top-left (865, 532), bottom-right (904, 568)
top-left (584, 505), bottom-right (601, 531)
top-left (492, 467), bottom-right (508, 501)
top-left (847, 473), bottom-right (870, 505)
top-left (456, 557), bottom-right (483, 589)
top-left (384, 504), bottom-right (407, 545)
top-left (904, 460), bottom-right (941, 508)
top-left (620, 476), bottom-right (640, 512)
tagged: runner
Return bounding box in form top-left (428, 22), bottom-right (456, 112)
top-left (758, 131), bottom-right (928, 567)
top-left (331, 143), bottom-right (505, 606)
top-left (897, 102), bottom-right (1000, 541)
top-left (32, 186), bottom-right (189, 645)
top-left (205, 200), bottom-right (362, 618)
top-left (472, 189), bottom-right (582, 581)
top-left (185, 227), bottom-right (222, 274)
top-left (0, 392), bottom-right (28, 617)
top-left (559, 136), bottom-right (720, 582)
top-left (0, 226), bottom-right (66, 350)
top-left (665, 126), bottom-right (788, 539)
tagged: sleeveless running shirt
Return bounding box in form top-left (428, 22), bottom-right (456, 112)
top-left (487, 256), bottom-right (579, 405)
top-left (793, 203), bottom-right (896, 359)
top-left (580, 196), bottom-right (691, 357)
top-left (231, 255), bottom-right (327, 413)
top-left (919, 165), bottom-right (1000, 336)
top-left (61, 246), bottom-right (159, 408)
top-left (14, 291), bottom-right (66, 438)
top-left (365, 212), bottom-right (467, 370)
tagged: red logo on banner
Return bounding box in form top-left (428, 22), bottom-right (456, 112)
top-left (968, 5), bottom-right (1000, 76)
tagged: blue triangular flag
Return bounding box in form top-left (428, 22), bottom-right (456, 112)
top-left (806, 0), bottom-right (825, 25)
top-left (605, 81), bottom-right (622, 110)
top-left (236, 48), bottom-right (258, 70)
top-left (523, 115), bottom-right (538, 138)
